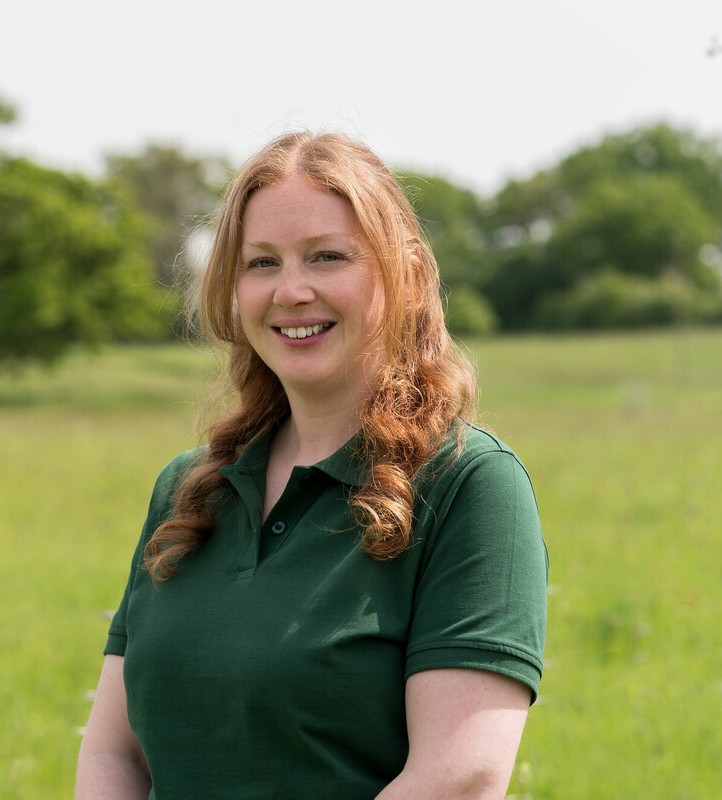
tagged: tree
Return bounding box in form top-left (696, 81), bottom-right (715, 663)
top-left (0, 157), bottom-right (173, 365)
top-left (545, 175), bottom-right (718, 286)
top-left (444, 284), bottom-right (497, 336)
top-left (398, 172), bottom-right (491, 287)
top-left (534, 270), bottom-right (722, 330)
top-left (105, 145), bottom-right (230, 285)
top-left (477, 123), bottom-right (722, 329)
top-left (559, 124), bottom-right (722, 219)
top-left (0, 96), bottom-right (16, 125)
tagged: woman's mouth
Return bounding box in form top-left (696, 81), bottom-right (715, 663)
top-left (278, 323), bottom-right (333, 339)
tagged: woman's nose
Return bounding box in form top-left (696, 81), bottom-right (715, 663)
top-left (272, 263), bottom-right (316, 307)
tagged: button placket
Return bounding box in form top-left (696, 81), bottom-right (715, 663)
top-left (258, 467), bottom-right (325, 561)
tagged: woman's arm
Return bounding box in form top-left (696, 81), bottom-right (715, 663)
top-left (75, 655), bottom-right (151, 800)
top-left (375, 668), bottom-right (530, 800)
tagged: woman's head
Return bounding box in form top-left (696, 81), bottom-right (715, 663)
top-left (147, 132), bottom-right (477, 579)
top-left (198, 132), bottom-right (447, 373)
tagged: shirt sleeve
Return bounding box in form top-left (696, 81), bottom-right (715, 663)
top-left (104, 519), bottom-right (150, 657)
top-left (405, 447), bottom-right (548, 702)
top-left (103, 449), bottom-right (201, 657)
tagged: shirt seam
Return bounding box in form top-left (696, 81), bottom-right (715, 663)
top-left (406, 639), bottom-right (544, 671)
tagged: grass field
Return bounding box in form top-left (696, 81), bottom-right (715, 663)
top-left (1, 329), bottom-right (720, 798)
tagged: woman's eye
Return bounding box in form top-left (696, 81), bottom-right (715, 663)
top-left (316, 251), bottom-right (343, 263)
top-left (249, 257), bottom-right (276, 269)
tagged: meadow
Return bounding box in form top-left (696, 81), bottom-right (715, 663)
top-left (1, 329), bottom-right (720, 798)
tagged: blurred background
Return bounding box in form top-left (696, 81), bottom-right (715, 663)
top-left (1, 1), bottom-right (721, 797)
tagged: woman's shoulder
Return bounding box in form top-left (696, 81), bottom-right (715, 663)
top-left (136, 446), bottom-right (207, 530)
top-left (151, 446), bottom-right (208, 499)
top-left (460, 422), bottom-right (512, 453)
top-left (437, 421), bottom-right (525, 468)
top-left (417, 421), bottom-right (535, 499)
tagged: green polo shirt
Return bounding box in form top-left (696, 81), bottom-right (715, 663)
top-left (105, 423), bottom-right (548, 799)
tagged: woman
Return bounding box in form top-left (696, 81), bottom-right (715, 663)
top-left (75, 132), bottom-right (548, 799)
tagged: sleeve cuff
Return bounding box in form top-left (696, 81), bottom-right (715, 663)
top-left (405, 645), bottom-right (542, 705)
top-left (103, 631), bottom-right (128, 657)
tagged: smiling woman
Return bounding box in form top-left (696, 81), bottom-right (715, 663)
top-left (75, 132), bottom-right (548, 800)
top-left (236, 174), bottom-right (385, 415)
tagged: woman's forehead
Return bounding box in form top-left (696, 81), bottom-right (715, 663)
top-left (241, 176), bottom-right (362, 241)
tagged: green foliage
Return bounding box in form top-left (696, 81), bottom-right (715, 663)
top-left (483, 168), bottom-right (568, 232)
top-left (0, 157), bottom-right (174, 365)
top-left (0, 96), bottom-right (16, 125)
top-left (444, 284), bottom-right (497, 336)
top-left (534, 270), bottom-right (722, 329)
top-left (398, 173), bottom-right (500, 333)
top-left (475, 123), bottom-right (722, 330)
top-left (560, 123), bottom-right (722, 219)
top-left (398, 173), bottom-right (488, 286)
top-left (402, 124), bottom-right (722, 333)
top-left (545, 175), bottom-right (718, 286)
top-left (479, 245), bottom-right (552, 330)
top-left (105, 144), bottom-right (230, 285)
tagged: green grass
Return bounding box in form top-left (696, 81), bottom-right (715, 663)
top-left (1, 331), bottom-right (720, 798)
top-left (471, 330), bottom-right (722, 799)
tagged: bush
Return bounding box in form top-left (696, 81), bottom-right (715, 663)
top-left (444, 285), bottom-right (498, 336)
top-left (0, 157), bottom-right (175, 365)
top-left (533, 270), bottom-right (722, 330)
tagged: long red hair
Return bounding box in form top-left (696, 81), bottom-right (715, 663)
top-left (145, 131), bottom-right (476, 581)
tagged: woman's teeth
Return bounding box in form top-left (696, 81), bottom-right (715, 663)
top-left (280, 323), bottom-right (331, 339)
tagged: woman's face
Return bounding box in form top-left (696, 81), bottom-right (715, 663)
top-left (236, 175), bottom-right (385, 410)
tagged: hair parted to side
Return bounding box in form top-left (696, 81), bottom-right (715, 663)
top-left (144, 131), bottom-right (477, 581)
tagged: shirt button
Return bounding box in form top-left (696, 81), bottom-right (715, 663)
top-left (271, 521), bottom-right (286, 535)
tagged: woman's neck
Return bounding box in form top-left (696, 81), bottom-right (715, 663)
top-left (276, 402), bottom-right (362, 466)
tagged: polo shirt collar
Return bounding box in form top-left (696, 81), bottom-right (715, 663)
top-left (224, 427), bottom-right (273, 476)
top-left (220, 424), bottom-right (369, 488)
top-left (313, 432), bottom-right (368, 487)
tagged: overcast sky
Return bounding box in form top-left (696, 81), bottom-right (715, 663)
top-left (3, 0), bottom-right (721, 194)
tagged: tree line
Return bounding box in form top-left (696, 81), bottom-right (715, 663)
top-left (404, 123), bottom-right (722, 335)
top-left (2, 95), bottom-right (721, 366)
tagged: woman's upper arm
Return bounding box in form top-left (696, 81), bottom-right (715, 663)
top-left (76, 655), bottom-right (149, 796)
top-left (81, 656), bottom-right (141, 756)
top-left (408, 446), bottom-right (548, 702)
top-left (377, 668), bottom-right (530, 799)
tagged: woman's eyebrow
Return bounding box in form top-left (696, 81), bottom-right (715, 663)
top-left (242, 233), bottom-right (358, 250)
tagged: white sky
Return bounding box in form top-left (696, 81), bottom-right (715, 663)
top-left (3, 0), bottom-right (722, 195)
